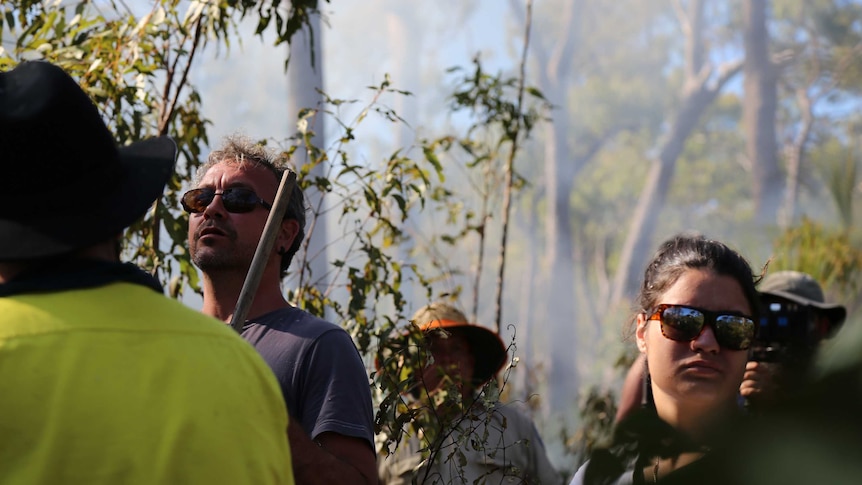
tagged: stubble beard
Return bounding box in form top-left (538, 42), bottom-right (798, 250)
top-left (191, 237), bottom-right (254, 275)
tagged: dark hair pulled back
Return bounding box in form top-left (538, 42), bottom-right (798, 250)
top-left (636, 232), bottom-right (760, 318)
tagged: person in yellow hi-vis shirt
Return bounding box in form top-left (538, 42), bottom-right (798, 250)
top-left (0, 61), bottom-right (294, 485)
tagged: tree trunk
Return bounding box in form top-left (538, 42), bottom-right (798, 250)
top-left (779, 87), bottom-right (813, 228)
top-left (610, 0), bottom-right (743, 306)
top-left (743, 0), bottom-right (783, 225)
top-left (514, 192), bottom-right (541, 398)
top-left (512, 0), bottom-right (645, 413)
top-left (522, 0), bottom-right (581, 416)
top-left (286, 12), bottom-right (329, 302)
top-left (385, 7), bottom-right (425, 313)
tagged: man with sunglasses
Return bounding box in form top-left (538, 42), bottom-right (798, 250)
top-left (0, 62), bottom-right (293, 484)
top-left (184, 136), bottom-right (376, 485)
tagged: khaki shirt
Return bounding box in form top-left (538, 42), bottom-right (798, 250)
top-left (379, 401), bottom-right (562, 485)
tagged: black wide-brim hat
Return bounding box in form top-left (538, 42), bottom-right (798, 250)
top-left (0, 61), bottom-right (176, 261)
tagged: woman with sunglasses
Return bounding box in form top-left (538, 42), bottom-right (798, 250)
top-left (570, 233), bottom-right (759, 485)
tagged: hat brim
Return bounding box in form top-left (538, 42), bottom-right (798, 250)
top-left (421, 319), bottom-right (508, 387)
top-left (0, 137), bottom-right (176, 260)
top-left (761, 289), bottom-right (847, 327)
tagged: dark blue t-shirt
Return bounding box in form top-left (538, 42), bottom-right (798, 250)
top-left (241, 307), bottom-right (375, 449)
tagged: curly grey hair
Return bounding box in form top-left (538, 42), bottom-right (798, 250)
top-left (198, 134), bottom-right (307, 277)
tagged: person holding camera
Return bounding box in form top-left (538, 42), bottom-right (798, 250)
top-left (740, 270), bottom-right (846, 409)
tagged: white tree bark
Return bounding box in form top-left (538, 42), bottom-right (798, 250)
top-left (286, 11), bottom-right (329, 302)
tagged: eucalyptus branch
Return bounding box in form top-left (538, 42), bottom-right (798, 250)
top-left (493, 0), bottom-right (533, 333)
top-left (160, 13), bottom-right (204, 135)
top-left (149, 9), bottom-right (204, 275)
top-left (470, 178), bottom-right (490, 323)
top-left (671, 0), bottom-right (689, 37)
top-left (293, 82), bottom-right (393, 300)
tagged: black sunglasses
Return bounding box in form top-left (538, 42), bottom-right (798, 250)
top-left (647, 304), bottom-right (755, 351)
top-left (181, 187), bottom-right (272, 214)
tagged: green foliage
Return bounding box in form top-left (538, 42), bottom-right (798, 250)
top-left (770, 218), bottom-right (862, 312)
top-left (563, 387), bottom-right (618, 470)
top-left (239, 0), bottom-right (330, 69)
top-left (812, 137), bottom-right (860, 229)
top-left (0, 0), bottom-right (216, 292)
top-left (281, 78), bottom-right (447, 330)
top-left (0, 0), bottom-right (330, 294)
top-left (284, 61), bottom-right (550, 480)
top-left (449, 57), bottom-right (550, 146)
top-left (376, 324), bottom-right (521, 484)
top-left (417, 57), bottom-right (551, 324)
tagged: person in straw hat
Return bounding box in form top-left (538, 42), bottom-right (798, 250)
top-left (0, 61), bottom-right (294, 484)
top-left (378, 302), bottom-right (562, 484)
